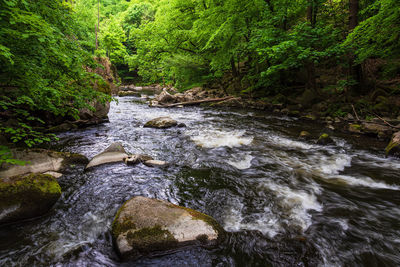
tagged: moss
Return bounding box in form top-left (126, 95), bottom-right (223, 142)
top-left (350, 124), bottom-right (362, 130)
top-left (299, 131), bottom-right (311, 138)
top-left (0, 173), bottom-right (61, 197)
top-left (0, 173), bottom-right (61, 223)
top-left (319, 133), bottom-right (329, 139)
top-left (126, 225), bottom-right (178, 252)
top-left (111, 201), bottom-right (137, 238)
top-left (385, 140), bottom-right (399, 156)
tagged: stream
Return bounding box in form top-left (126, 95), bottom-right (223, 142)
top-left (1, 96), bottom-right (400, 266)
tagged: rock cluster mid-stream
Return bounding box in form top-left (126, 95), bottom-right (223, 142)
top-left (1, 95), bottom-right (400, 266)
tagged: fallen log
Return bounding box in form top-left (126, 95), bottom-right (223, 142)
top-left (158, 96), bottom-right (238, 108)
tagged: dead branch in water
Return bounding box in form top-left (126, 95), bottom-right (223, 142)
top-left (157, 96), bottom-right (238, 108)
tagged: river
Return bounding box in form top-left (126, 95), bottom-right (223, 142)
top-left (1, 96), bottom-right (400, 266)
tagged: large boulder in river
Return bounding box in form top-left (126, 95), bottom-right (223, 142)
top-left (0, 149), bottom-right (88, 179)
top-left (79, 100), bottom-right (110, 124)
top-left (144, 117), bottom-right (178, 129)
top-left (154, 90), bottom-right (176, 105)
top-left (385, 132), bottom-right (400, 157)
top-left (85, 142), bottom-right (128, 170)
top-left (112, 196), bottom-right (223, 260)
top-left (0, 173), bottom-right (61, 225)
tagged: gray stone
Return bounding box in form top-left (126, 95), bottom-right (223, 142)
top-left (0, 149), bottom-right (88, 179)
top-left (85, 142), bottom-right (128, 170)
top-left (112, 196), bottom-right (223, 260)
top-left (154, 90), bottom-right (176, 105)
top-left (79, 100), bottom-right (110, 122)
top-left (144, 117), bottom-right (178, 129)
top-left (144, 160), bottom-right (168, 167)
top-left (43, 171), bottom-right (63, 178)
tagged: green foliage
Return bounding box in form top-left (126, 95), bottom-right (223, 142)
top-left (345, 0), bottom-right (400, 62)
top-left (0, 145), bottom-right (26, 166)
top-left (0, 0), bottom-right (111, 162)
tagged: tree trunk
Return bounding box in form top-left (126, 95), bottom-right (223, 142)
top-left (231, 57), bottom-right (238, 77)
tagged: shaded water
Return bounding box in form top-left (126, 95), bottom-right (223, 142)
top-left (1, 96), bottom-right (400, 266)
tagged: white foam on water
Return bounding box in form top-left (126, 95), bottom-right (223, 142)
top-left (261, 182), bottom-right (322, 232)
top-left (267, 135), bottom-right (317, 150)
top-left (356, 152), bottom-right (400, 170)
top-left (314, 154), bottom-right (353, 175)
top-left (325, 174), bottom-right (400, 190)
top-left (332, 218), bottom-right (349, 231)
top-left (190, 129), bottom-right (253, 148)
top-left (223, 182), bottom-right (322, 237)
top-left (0, 204), bottom-right (20, 221)
top-left (223, 198), bottom-right (280, 237)
top-left (227, 153), bottom-right (254, 170)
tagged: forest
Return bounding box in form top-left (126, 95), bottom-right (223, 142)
top-left (1, 1), bottom-right (400, 266)
top-left (1, 0), bottom-right (400, 154)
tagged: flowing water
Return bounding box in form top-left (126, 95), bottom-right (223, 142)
top-left (1, 96), bottom-right (400, 266)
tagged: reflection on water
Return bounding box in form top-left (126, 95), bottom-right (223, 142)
top-left (1, 96), bottom-right (400, 266)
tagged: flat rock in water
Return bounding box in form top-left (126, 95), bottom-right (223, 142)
top-left (112, 196), bottom-right (223, 260)
top-left (0, 173), bottom-right (61, 225)
top-left (85, 142), bottom-right (128, 170)
top-left (144, 117), bottom-right (178, 129)
top-left (0, 149), bottom-right (88, 179)
top-left (143, 160), bottom-right (168, 167)
top-left (43, 171), bottom-right (63, 178)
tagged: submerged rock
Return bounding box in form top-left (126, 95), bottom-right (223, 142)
top-left (144, 117), bottom-right (178, 129)
top-left (0, 149), bottom-right (88, 179)
top-left (124, 154), bottom-right (154, 166)
top-left (85, 142), bottom-right (128, 170)
top-left (385, 132), bottom-right (400, 157)
top-left (348, 124), bottom-right (362, 134)
top-left (299, 131), bottom-right (311, 140)
top-left (0, 173), bottom-right (61, 225)
top-left (317, 133), bottom-right (334, 145)
top-left (112, 196), bottom-right (223, 260)
top-left (361, 122), bottom-right (392, 137)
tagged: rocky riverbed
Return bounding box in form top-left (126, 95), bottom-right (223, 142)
top-left (1, 95), bottom-right (400, 266)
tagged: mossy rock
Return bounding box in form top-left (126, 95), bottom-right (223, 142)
top-left (0, 149), bottom-right (88, 179)
top-left (317, 133), bottom-right (334, 145)
top-left (0, 173), bottom-right (61, 225)
top-left (299, 131), bottom-right (311, 140)
top-left (112, 196), bottom-right (224, 260)
top-left (348, 124), bottom-right (362, 134)
top-left (385, 132), bottom-right (400, 157)
top-left (144, 117), bottom-right (178, 129)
